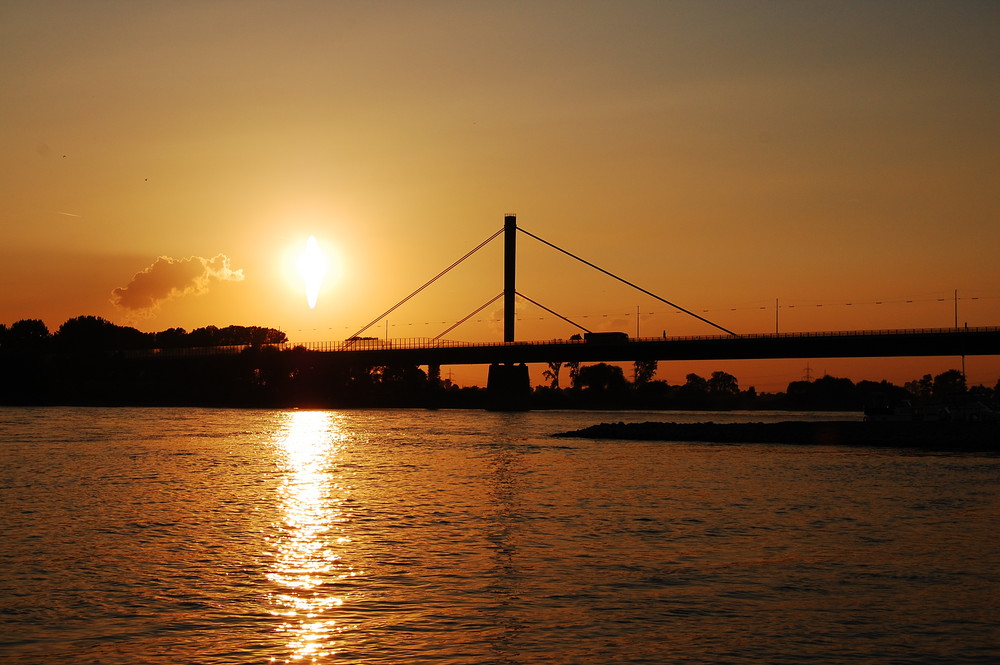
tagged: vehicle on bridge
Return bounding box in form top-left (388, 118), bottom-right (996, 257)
top-left (344, 336), bottom-right (393, 350)
top-left (584, 331), bottom-right (630, 343)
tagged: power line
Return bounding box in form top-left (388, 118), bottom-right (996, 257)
top-left (290, 290), bottom-right (999, 337)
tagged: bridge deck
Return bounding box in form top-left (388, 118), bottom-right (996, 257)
top-left (309, 327), bottom-right (1000, 365)
top-left (133, 327), bottom-right (1000, 364)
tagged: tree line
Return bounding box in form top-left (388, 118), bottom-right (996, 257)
top-left (0, 316), bottom-right (287, 351)
top-left (531, 359), bottom-right (997, 411)
top-left (1, 316), bottom-right (997, 410)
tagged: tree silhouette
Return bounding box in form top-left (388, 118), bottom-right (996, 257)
top-left (708, 371), bottom-right (739, 396)
top-left (786, 375), bottom-right (857, 409)
top-left (188, 325), bottom-right (220, 347)
top-left (155, 327), bottom-right (188, 348)
top-left (932, 369), bottom-right (966, 402)
top-left (683, 373), bottom-right (709, 393)
top-left (577, 363), bottom-right (628, 392)
top-left (56, 315), bottom-right (150, 351)
top-left (905, 374), bottom-right (934, 400)
top-left (543, 361), bottom-right (563, 389)
top-left (565, 360), bottom-right (582, 389)
top-left (7, 319), bottom-right (50, 348)
top-left (633, 359), bottom-right (658, 385)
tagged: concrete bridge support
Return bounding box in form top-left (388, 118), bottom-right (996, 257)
top-left (486, 363), bottom-right (531, 411)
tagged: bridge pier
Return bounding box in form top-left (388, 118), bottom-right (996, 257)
top-left (486, 363), bottom-right (531, 411)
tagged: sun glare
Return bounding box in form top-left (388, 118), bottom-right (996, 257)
top-left (297, 236), bottom-right (328, 309)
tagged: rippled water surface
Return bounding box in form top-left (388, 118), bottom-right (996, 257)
top-left (1, 407), bottom-right (998, 664)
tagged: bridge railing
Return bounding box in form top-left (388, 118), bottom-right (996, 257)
top-left (298, 326), bottom-right (999, 352)
top-left (631, 325), bottom-right (1000, 344)
top-left (121, 326), bottom-right (999, 358)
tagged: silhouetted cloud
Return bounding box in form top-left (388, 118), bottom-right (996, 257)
top-left (111, 253), bottom-right (244, 311)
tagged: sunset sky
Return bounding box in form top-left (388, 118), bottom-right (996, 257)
top-left (2, 1), bottom-right (998, 390)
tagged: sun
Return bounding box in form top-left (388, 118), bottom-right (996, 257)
top-left (296, 236), bottom-right (328, 309)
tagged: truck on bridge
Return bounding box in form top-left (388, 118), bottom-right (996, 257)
top-left (584, 331), bottom-right (630, 343)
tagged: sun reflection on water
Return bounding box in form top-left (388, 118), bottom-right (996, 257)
top-left (267, 411), bottom-right (355, 663)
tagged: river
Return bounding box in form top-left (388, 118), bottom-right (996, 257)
top-left (1, 407), bottom-right (997, 664)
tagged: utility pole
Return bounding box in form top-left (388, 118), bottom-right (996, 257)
top-left (956, 289), bottom-right (966, 381)
top-left (954, 289), bottom-right (959, 329)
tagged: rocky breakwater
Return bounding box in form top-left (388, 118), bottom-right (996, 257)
top-left (553, 420), bottom-right (1000, 452)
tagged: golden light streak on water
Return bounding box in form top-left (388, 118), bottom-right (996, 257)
top-left (267, 411), bottom-right (355, 663)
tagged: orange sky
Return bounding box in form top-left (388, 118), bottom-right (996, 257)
top-left (2, 1), bottom-right (998, 392)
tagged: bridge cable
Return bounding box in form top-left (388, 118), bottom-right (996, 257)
top-left (517, 226), bottom-right (737, 337)
top-left (347, 228), bottom-right (504, 341)
top-left (515, 292), bottom-right (592, 334)
top-left (434, 292), bottom-right (505, 341)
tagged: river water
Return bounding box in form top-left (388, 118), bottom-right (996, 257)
top-left (1, 407), bottom-right (997, 664)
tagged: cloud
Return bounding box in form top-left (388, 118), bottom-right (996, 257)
top-left (111, 253), bottom-right (245, 311)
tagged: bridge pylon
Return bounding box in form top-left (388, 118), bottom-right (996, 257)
top-left (492, 214), bottom-right (531, 409)
top-left (504, 213), bottom-right (516, 343)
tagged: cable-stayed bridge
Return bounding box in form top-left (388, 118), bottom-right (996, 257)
top-left (155, 215), bottom-right (997, 370)
top-left (136, 215), bottom-right (996, 408)
top-left (317, 214), bottom-right (998, 364)
top-left (275, 213), bottom-right (998, 407)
